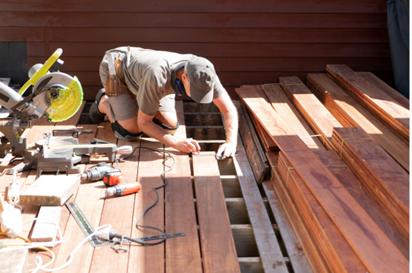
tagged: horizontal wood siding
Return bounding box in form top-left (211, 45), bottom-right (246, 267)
top-left (0, 1), bottom-right (390, 100)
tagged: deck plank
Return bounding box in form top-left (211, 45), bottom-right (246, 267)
top-left (128, 137), bottom-right (165, 273)
top-left (233, 135), bottom-right (288, 273)
top-left (165, 100), bottom-right (202, 273)
top-left (192, 154), bottom-right (240, 273)
top-left (262, 181), bottom-right (313, 273)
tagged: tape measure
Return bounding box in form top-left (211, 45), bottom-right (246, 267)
top-left (66, 202), bottom-right (185, 247)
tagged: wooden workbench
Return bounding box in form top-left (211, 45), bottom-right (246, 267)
top-left (0, 100), bottom-right (311, 273)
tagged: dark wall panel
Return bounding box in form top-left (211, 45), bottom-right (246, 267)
top-left (0, 42), bottom-right (27, 86)
top-left (0, 0), bottom-right (393, 99)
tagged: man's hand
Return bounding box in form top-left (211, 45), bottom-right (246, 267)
top-left (216, 142), bottom-right (237, 159)
top-left (175, 138), bottom-right (201, 154)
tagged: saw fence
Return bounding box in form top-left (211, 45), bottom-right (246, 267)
top-left (236, 64), bottom-right (409, 273)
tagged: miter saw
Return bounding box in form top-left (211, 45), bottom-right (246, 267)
top-left (0, 48), bottom-right (129, 174)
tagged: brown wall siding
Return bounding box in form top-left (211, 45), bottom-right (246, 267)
top-left (0, 1), bottom-right (390, 100)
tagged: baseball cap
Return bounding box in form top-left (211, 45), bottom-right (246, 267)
top-left (185, 57), bottom-right (216, 104)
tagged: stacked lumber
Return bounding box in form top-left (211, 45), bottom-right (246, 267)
top-left (235, 81), bottom-right (409, 273)
top-left (260, 84), bottom-right (325, 151)
top-left (279, 77), bottom-right (343, 150)
top-left (327, 64), bottom-right (409, 144)
top-left (332, 127), bottom-right (409, 238)
top-left (306, 73), bottom-right (409, 171)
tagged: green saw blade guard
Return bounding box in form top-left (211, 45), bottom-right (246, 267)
top-left (48, 76), bottom-right (83, 122)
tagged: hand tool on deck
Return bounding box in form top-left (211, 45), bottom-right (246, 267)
top-left (104, 182), bottom-right (142, 197)
top-left (80, 162), bottom-right (116, 182)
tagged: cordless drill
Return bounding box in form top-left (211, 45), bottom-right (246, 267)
top-left (103, 170), bottom-right (141, 197)
top-left (80, 162), bottom-right (114, 182)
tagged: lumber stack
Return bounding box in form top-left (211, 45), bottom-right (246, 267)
top-left (327, 64), bottom-right (409, 144)
top-left (332, 127), bottom-right (409, 238)
top-left (235, 65), bottom-right (409, 272)
top-left (279, 76), bottom-right (342, 150)
top-left (306, 73), bottom-right (409, 171)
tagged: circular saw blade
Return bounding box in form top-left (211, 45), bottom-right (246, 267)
top-left (34, 72), bottom-right (84, 122)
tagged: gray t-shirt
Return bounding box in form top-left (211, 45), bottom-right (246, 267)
top-left (106, 47), bottom-right (225, 116)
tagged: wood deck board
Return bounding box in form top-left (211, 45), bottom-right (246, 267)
top-left (165, 100), bottom-right (202, 273)
top-left (234, 135), bottom-right (288, 273)
top-left (128, 138), bottom-right (165, 273)
top-left (193, 154), bottom-right (241, 273)
top-left (262, 180), bottom-right (313, 273)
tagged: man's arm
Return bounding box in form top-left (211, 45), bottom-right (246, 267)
top-left (137, 110), bottom-right (200, 154)
top-left (213, 91), bottom-right (238, 159)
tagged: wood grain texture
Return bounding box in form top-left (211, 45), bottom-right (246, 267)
top-left (307, 73), bottom-right (409, 172)
top-left (278, 153), bottom-right (368, 273)
top-left (193, 154), bottom-right (240, 273)
top-left (28, 42), bottom-right (391, 58)
top-left (327, 64), bottom-right (409, 144)
top-left (279, 76), bottom-right (342, 149)
top-left (0, 13), bottom-right (387, 28)
top-left (0, 1), bottom-right (387, 13)
top-left (236, 87), bottom-right (409, 273)
top-left (237, 102), bottom-right (268, 183)
top-left (332, 127), bottom-right (409, 238)
top-left (267, 152), bottom-right (327, 273)
top-left (262, 181), bottom-right (313, 273)
top-left (164, 100), bottom-right (202, 273)
top-left (234, 136), bottom-right (288, 273)
top-left (314, 150), bottom-right (409, 258)
top-left (128, 138), bottom-right (165, 273)
top-left (259, 84), bottom-right (326, 150)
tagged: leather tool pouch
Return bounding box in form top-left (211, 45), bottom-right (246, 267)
top-left (106, 59), bottom-right (135, 98)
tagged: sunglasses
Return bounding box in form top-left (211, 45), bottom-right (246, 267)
top-left (171, 63), bottom-right (187, 96)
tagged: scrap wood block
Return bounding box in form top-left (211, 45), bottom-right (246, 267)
top-left (327, 64), bottom-right (409, 144)
top-left (314, 150), bottom-right (409, 258)
top-left (261, 83), bottom-right (326, 151)
top-left (278, 152), bottom-right (367, 273)
top-left (19, 175), bottom-right (80, 206)
top-left (279, 76), bottom-right (342, 150)
top-left (332, 127), bottom-right (409, 238)
top-left (236, 86), bottom-right (409, 273)
top-left (307, 73), bottom-right (409, 172)
top-left (30, 206), bottom-right (61, 242)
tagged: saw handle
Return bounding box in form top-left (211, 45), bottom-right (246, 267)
top-left (18, 48), bottom-right (63, 96)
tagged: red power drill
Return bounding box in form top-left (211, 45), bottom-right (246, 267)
top-left (103, 169), bottom-right (141, 197)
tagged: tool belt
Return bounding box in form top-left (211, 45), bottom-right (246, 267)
top-left (106, 58), bottom-right (135, 99)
